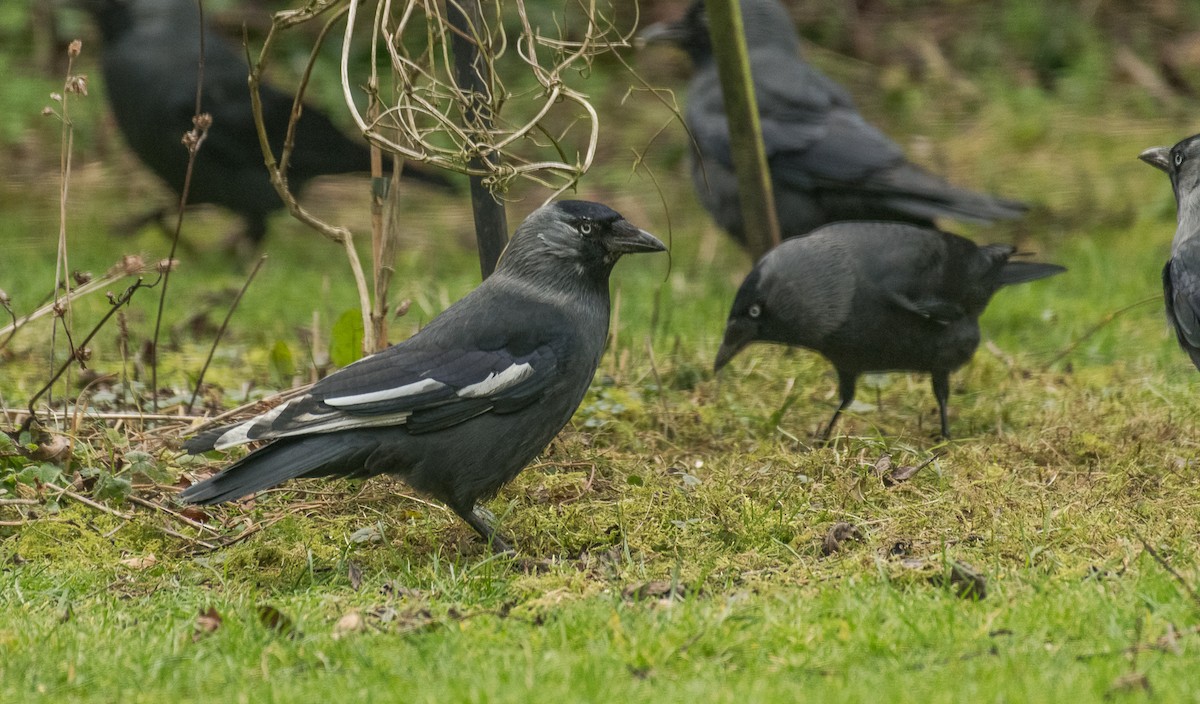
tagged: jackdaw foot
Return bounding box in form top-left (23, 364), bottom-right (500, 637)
top-left (459, 505), bottom-right (515, 554)
top-left (931, 371), bottom-right (952, 439)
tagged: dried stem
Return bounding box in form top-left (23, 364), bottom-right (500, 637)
top-left (151, 0), bottom-right (210, 413)
top-left (186, 255), bottom-right (268, 413)
top-left (1043, 295), bottom-right (1159, 368)
top-left (47, 40), bottom-right (88, 418)
top-left (0, 257), bottom-right (158, 342)
top-left (22, 277), bottom-right (154, 434)
top-left (339, 0), bottom-right (627, 191)
top-left (247, 9), bottom-right (376, 354)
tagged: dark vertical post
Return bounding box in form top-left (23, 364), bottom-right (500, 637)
top-left (703, 0), bottom-right (781, 258)
top-left (448, 0), bottom-right (509, 279)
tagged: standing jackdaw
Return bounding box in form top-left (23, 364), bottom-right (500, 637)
top-left (714, 222), bottom-right (1064, 438)
top-left (180, 200), bottom-right (665, 551)
top-left (640, 0), bottom-right (1027, 249)
top-left (1140, 135), bottom-right (1200, 371)
top-left (81, 0), bottom-right (451, 245)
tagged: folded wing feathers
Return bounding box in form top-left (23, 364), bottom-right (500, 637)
top-left (456, 362), bottom-right (534, 398)
top-left (324, 377), bottom-right (447, 408)
top-left (196, 358), bottom-right (540, 452)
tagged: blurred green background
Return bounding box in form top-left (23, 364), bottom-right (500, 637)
top-left (2, 0), bottom-right (1198, 400)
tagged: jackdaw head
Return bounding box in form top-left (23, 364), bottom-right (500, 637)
top-left (715, 266), bottom-right (769, 372)
top-left (497, 200), bottom-right (665, 287)
top-left (638, 0), bottom-right (801, 64)
top-left (77, 0), bottom-right (186, 42)
top-left (1141, 134), bottom-right (1200, 211)
top-left (638, 2), bottom-right (710, 63)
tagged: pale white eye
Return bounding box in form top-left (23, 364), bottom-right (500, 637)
top-left (579, 223), bottom-right (593, 235)
top-left (748, 303), bottom-right (762, 318)
top-left (1176, 153), bottom-right (1184, 167)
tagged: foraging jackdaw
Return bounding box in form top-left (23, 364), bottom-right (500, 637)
top-left (714, 222), bottom-right (1064, 438)
top-left (180, 201), bottom-right (664, 551)
top-left (640, 0), bottom-right (1027, 249)
top-left (1140, 135), bottom-right (1200, 372)
top-left (81, 0), bottom-right (451, 245)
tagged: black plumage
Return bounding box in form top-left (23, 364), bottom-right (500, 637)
top-left (82, 0), bottom-right (451, 245)
top-left (640, 0), bottom-right (1027, 248)
top-left (1140, 135), bottom-right (1200, 372)
top-left (714, 222), bottom-right (1064, 438)
top-left (180, 200), bottom-right (665, 551)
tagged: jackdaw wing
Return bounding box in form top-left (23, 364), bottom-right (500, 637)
top-left (184, 332), bottom-right (559, 452)
top-left (1165, 258), bottom-right (1200, 362)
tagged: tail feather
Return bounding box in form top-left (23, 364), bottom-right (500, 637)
top-left (179, 435), bottom-right (376, 505)
top-left (998, 261), bottom-right (1067, 286)
top-left (875, 163), bottom-right (1029, 225)
top-left (182, 427), bottom-right (229, 454)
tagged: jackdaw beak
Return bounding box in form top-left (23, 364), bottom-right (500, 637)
top-left (606, 220), bottom-right (666, 254)
top-left (635, 20), bottom-right (688, 49)
top-left (1139, 146), bottom-right (1171, 173)
top-left (714, 318), bottom-right (757, 372)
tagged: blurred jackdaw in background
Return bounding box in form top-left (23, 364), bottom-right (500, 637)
top-left (81, 0), bottom-right (451, 245)
top-left (640, 0), bottom-right (1027, 249)
top-left (714, 222), bottom-right (1064, 438)
top-left (1140, 135), bottom-right (1200, 372)
top-left (180, 200), bottom-right (665, 551)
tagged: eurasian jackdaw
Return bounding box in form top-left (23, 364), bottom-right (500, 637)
top-left (1140, 135), bottom-right (1200, 371)
top-left (640, 0), bottom-right (1027, 249)
top-left (714, 222), bottom-right (1064, 438)
top-left (81, 0), bottom-right (451, 245)
top-left (180, 200), bottom-right (665, 551)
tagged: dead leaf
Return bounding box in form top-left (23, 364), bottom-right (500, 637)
top-left (884, 453), bottom-right (941, 487)
top-left (31, 435), bottom-right (70, 462)
top-left (871, 454), bottom-right (892, 476)
top-left (370, 606), bottom-right (399, 624)
top-left (257, 604), bottom-right (298, 637)
top-left (349, 522), bottom-right (383, 544)
top-left (822, 522), bottom-right (864, 556)
top-left (622, 580), bottom-right (685, 601)
top-left (118, 554), bottom-right (157, 570)
top-left (332, 611), bottom-right (364, 639)
top-left (179, 506), bottom-right (209, 523)
top-left (933, 560), bottom-right (987, 600)
top-left (515, 557), bottom-right (556, 574)
top-left (380, 581), bottom-right (422, 600)
top-left (348, 561), bottom-right (363, 591)
top-left (1107, 672), bottom-right (1151, 697)
top-left (193, 607), bottom-right (222, 641)
top-left (392, 608), bottom-right (436, 633)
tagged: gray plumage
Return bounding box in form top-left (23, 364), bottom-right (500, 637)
top-left (81, 0), bottom-right (451, 245)
top-left (714, 222), bottom-right (1064, 438)
top-left (1140, 135), bottom-right (1200, 372)
top-left (640, 0), bottom-right (1027, 248)
top-left (180, 201), bottom-right (665, 551)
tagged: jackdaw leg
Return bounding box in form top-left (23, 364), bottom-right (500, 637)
top-left (931, 371), bottom-right (951, 439)
top-left (457, 504), bottom-right (515, 554)
top-left (822, 369), bottom-right (859, 440)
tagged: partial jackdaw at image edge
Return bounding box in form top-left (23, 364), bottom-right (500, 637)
top-left (1140, 135), bottom-right (1200, 373)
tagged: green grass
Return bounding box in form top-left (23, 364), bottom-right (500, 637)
top-left (5, 6), bottom-right (1200, 701)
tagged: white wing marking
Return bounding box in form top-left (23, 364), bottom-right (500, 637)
top-left (324, 377), bottom-right (446, 408)
top-left (456, 362), bottom-right (534, 398)
top-left (269, 411), bottom-right (412, 438)
top-left (213, 400), bottom-right (293, 450)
